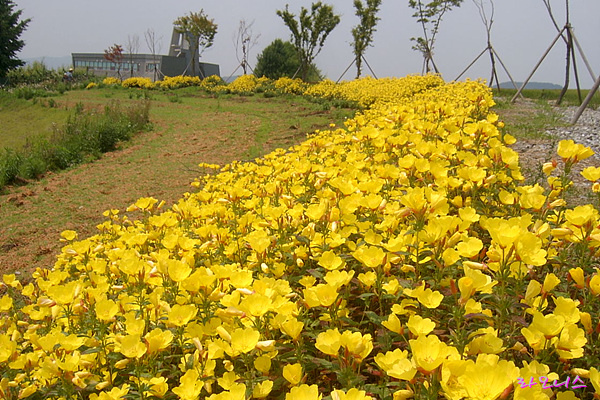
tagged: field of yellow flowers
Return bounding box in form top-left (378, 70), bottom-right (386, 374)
top-left (3, 74), bottom-right (600, 400)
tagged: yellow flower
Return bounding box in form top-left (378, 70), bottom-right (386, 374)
top-left (147, 377), bottom-right (169, 398)
top-left (316, 329), bottom-right (341, 356)
top-left (591, 274), bottom-right (600, 295)
top-left (167, 304), bottom-right (198, 327)
top-left (565, 204), bottom-right (597, 227)
top-left (382, 313), bottom-right (403, 334)
top-left (286, 384), bottom-right (321, 400)
top-left (352, 245), bottom-right (386, 268)
top-left (556, 323), bottom-right (587, 359)
top-left (406, 315), bottom-right (435, 337)
top-left (119, 334), bottom-right (146, 359)
top-left (466, 328), bottom-right (505, 355)
top-left (332, 388), bottom-right (372, 400)
top-left (167, 259), bottom-right (192, 282)
top-left (582, 166), bottom-right (600, 181)
top-left (230, 327), bottom-right (260, 355)
top-left (374, 349), bottom-right (417, 381)
top-left (409, 334), bottom-right (450, 373)
top-left (404, 282), bottom-right (444, 309)
top-left (254, 355), bottom-right (272, 374)
top-left (542, 273), bottom-right (560, 293)
top-left (318, 250), bottom-right (345, 270)
top-left (557, 139), bottom-right (594, 162)
top-left (0, 295), bottom-right (13, 312)
top-left (569, 267), bottom-right (586, 288)
top-left (95, 297), bottom-right (119, 322)
top-left (172, 369), bottom-right (203, 400)
top-left (340, 331), bottom-right (373, 362)
top-left (144, 328), bottom-right (174, 354)
top-left (279, 317), bottom-right (303, 341)
top-left (590, 367), bottom-right (600, 394)
top-left (283, 363), bottom-right (303, 386)
top-left (89, 384), bottom-right (130, 400)
top-left (530, 311), bottom-right (565, 338)
top-left (0, 334), bottom-right (17, 363)
top-left (253, 381), bottom-right (274, 398)
top-left (357, 271), bottom-right (377, 287)
top-left (456, 237), bottom-right (483, 258)
top-left (456, 354), bottom-right (519, 400)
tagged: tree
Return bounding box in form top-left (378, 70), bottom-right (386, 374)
top-left (276, 2), bottom-right (340, 81)
top-left (352, 0), bottom-right (382, 79)
top-left (233, 20), bottom-right (260, 75)
top-left (408, 0), bottom-right (464, 74)
top-left (104, 44), bottom-right (124, 80)
top-left (0, 0), bottom-right (31, 82)
top-left (254, 39), bottom-right (321, 81)
top-left (173, 10), bottom-right (217, 78)
top-left (144, 28), bottom-right (163, 81)
top-left (125, 34), bottom-right (140, 78)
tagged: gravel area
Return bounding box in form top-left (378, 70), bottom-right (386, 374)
top-left (504, 102), bottom-right (600, 197)
top-left (551, 106), bottom-right (600, 159)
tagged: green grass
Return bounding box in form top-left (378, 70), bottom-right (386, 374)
top-left (493, 87), bottom-right (600, 108)
top-left (0, 92), bottom-right (71, 150)
top-left (493, 96), bottom-right (566, 140)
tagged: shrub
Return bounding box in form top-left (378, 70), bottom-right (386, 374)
top-left (199, 74), bottom-right (225, 91)
top-left (159, 75), bottom-right (201, 89)
top-left (122, 77), bottom-right (155, 89)
top-left (0, 100), bottom-right (151, 190)
top-left (102, 77), bottom-right (121, 86)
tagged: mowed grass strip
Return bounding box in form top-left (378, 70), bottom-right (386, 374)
top-left (0, 88), bottom-right (354, 277)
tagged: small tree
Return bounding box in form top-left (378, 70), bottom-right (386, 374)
top-left (255, 39), bottom-right (323, 81)
top-left (352, 0), bottom-right (382, 79)
top-left (174, 10), bottom-right (217, 78)
top-left (144, 28), bottom-right (163, 81)
top-left (0, 0), bottom-right (31, 82)
top-left (276, 2), bottom-right (340, 81)
top-left (104, 44), bottom-right (124, 80)
top-left (408, 0), bottom-right (464, 73)
top-left (233, 20), bottom-right (260, 75)
top-left (125, 34), bottom-right (140, 78)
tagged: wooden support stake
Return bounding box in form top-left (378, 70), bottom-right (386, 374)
top-left (511, 27), bottom-right (565, 103)
top-left (362, 56), bottom-right (378, 79)
top-left (336, 59), bottom-right (355, 83)
top-left (455, 47), bottom-right (488, 81)
top-left (571, 73), bottom-right (600, 124)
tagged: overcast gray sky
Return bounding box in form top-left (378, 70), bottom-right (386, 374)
top-left (13, 0), bottom-right (600, 87)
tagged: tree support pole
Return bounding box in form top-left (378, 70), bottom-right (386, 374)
top-left (362, 56), bottom-right (378, 79)
top-left (511, 27), bottom-right (565, 103)
top-left (455, 47), bottom-right (488, 81)
top-left (570, 28), bottom-right (596, 81)
top-left (225, 64), bottom-right (242, 84)
top-left (492, 48), bottom-right (521, 93)
top-left (336, 59), bottom-right (355, 83)
top-left (571, 73), bottom-right (600, 124)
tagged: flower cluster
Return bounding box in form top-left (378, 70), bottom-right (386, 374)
top-left (122, 77), bottom-right (155, 89)
top-left (2, 76), bottom-right (600, 400)
top-left (273, 77), bottom-right (308, 95)
top-left (159, 76), bottom-right (202, 90)
top-left (101, 77), bottom-right (121, 86)
top-left (225, 75), bottom-right (271, 95)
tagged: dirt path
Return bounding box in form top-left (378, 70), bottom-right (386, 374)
top-left (0, 92), bottom-right (350, 278)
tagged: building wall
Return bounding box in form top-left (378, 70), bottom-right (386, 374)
top-left (71, 53), bottom-right (220, 81)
